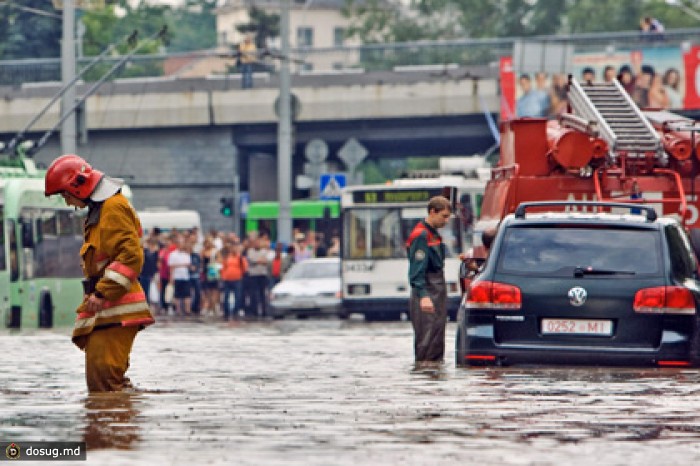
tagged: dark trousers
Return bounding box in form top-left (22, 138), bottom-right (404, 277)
top-left (160, 277), bottom-right (170, 310)
top-left (222, 280), bottom-right (243, 319)
top-left (190, 278), bottom-right (201, 315)
top-left (409, 271), bottom-right (448, 362)
top-left (241, 63), bottom-right (253, 89)
top-left (139, 275), bottom-right (154, 305)
top-left (246, 275), bottom-right (268, 318)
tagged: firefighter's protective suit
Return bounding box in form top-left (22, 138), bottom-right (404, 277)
top-left (73, 192), bottom-right (154, 391)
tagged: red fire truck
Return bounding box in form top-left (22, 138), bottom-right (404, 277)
top-left (465, 76), bottom-right (700, 277)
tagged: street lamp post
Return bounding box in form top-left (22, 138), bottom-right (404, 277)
top-left (277, 0), bottom-right (292, 246)
top-left (60, 0), bottom-right (77, 155)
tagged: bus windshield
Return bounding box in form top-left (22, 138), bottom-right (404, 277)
top-left (343, 207), bottom-right (461, 260)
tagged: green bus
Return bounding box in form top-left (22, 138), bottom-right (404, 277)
top-left (245, 199), bottom-right (340, 243)
top-left (0, 153), bottom-right (131, 329)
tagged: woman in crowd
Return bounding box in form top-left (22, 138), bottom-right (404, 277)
top-left (663, 68), bottom-right (682, 109)
top-left (220, 242), bottom-right (248, 320)
top-left (200, 237), bottom-right (221, 316)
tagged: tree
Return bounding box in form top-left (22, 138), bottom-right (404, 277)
top-left (162, 0), bottom-right (218, 52)
top-left (343, 0), bottom-right (697, 42)
top-left (562, 0), bottom-right (645, 33)
top-left (0, 0), bottom-right (61, 59)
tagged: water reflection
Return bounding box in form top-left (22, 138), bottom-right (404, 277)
top-left (3, 322), bottom-right (700, 465)
top-left (83, 392), bottom-right (140, 450)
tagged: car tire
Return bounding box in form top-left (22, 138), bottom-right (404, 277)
top-left (365, 311), bottom-right (401, 322)
top-left (455, 325), bottom-right (467, 366)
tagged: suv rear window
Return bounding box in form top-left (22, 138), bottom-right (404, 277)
top-left (497, 226), bottom-right (661, 276)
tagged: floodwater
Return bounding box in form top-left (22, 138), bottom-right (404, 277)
top-left (2, 318), bottom-right (700, 465)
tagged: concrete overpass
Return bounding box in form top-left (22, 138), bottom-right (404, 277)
top-left (0, 66), bottom-right (500, 232)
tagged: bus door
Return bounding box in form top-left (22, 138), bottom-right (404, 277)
top-left (1, 213), bottom-right (11, 328)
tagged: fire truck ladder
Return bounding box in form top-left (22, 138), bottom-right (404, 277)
top-left (568, 77), bottom-right (687, 217)
top-left (567, 77), bottom-right (662, 157)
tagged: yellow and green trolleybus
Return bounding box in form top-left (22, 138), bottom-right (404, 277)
top-left (245, 199), bottom-right (340, 243)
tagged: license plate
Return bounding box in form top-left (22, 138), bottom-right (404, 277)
top-left (292, 300), bottom-right (315, 309)
top-left (541, 318), bottom-right (613, 336)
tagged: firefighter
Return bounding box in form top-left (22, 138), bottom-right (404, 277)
top-left (44, 154), bottom-right (154, 392)
top-left (405, 195), bottom-right (452, 364)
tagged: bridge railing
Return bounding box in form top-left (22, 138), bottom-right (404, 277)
top-left (2, 28), bottom-right (700, 85)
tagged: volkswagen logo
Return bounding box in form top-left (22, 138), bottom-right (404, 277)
top-left (568, 287), bottom-right (587, 306)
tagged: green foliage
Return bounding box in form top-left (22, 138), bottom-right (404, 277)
top-left (0, 0), bottom-right (61, 59)
top-left (163, 0), bottom-right (218, 52)
top-left (358, 160), bottom-right (388, 184)
top-left (562, 0), bottom-right (644, 33)
top-left (0, 0), bottom-right (217, 62)
top-left (344, 0), bottom-right (699, 42)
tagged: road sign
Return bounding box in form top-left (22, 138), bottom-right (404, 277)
top-left (239, 191), bottom-right (250, 218)
top-left (338, 138), bottom-right (368, 168)
top-left (295, 174), bottom-right (314, 189)
top-left (305, 139), bottom-right (329, 164)
top-left (319, 173), bottom-right (346, 200)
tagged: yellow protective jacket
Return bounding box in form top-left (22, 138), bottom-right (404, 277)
top-left (72, 193), bottom-right (154, 349)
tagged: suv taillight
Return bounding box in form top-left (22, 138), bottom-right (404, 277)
top-left (633, 286), bottom-right (696, 315)
top-left (466, 280), bottom-right (522, 310)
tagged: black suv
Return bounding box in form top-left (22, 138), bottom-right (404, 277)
top-left (456, 201), bottom-right (700, 367)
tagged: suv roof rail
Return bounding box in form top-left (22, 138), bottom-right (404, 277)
top-left (514, 201), bottom-right (657, 222)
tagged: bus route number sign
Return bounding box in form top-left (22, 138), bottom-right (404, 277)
top-left (352, 188), bottom-right (445, 204)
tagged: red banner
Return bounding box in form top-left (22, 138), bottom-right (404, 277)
top-left (499, 56), bottom-right (516, 121)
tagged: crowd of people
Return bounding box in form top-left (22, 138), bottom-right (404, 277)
top-left (516, 62), bottom-right (683, 118)
top-left (516, 16), bottom-right (681, 118)
top-left (139, 227), bottom-right (340, 320)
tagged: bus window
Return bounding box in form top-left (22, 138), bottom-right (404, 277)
top-left (344, 209), bottom-right (404, 259)
top-left (8, 220), bottom-right (18, 281)
top-left (57, 210), bottom-right (83, 278)
top-left (22, 208), bottom-right (83, 279)
top-left (400, 207), bottom-right (461, 257)
top-left (0, 208), bottom-right (5, 271)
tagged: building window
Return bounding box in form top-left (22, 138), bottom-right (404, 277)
top-left (333, 27), bottom-right (345, 47)
top-left (297, 27), bottom-right (313, 47)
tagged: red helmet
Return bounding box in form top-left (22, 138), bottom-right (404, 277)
top-left (44, 154), bottom-right (103, 199)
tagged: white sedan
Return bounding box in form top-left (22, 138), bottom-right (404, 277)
top-left (269, 257), bottom-right (342, 318)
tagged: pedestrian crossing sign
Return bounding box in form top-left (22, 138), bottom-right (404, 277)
top-left (319, 173), bottom-right (346, 200)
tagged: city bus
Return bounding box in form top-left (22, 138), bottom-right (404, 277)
top-left (0, 154), bottom-right (132, 329)
top-left (137, 208), bottom-right (202, 235)
top-left (245, 199), bottom-right (340, 243)
top-left (340, 176), bottom-right (485, 320)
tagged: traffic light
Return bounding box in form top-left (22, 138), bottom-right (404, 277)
top-left (219, 197), bottom-right (233, 217)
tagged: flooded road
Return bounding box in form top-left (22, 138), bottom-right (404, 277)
top-left (2, 319), bottom-right (700, 465)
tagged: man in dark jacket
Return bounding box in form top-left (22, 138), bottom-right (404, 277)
top-left (405, 196), bottom-right (452, 364)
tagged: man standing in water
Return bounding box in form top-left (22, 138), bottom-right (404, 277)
top-left (405, 196), bottom-right (452, 364)
top-left (44, 154), bottom-right (154, 391)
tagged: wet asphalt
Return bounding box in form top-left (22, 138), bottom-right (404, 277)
top-left (2, 317), bottom-right (700, 465)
